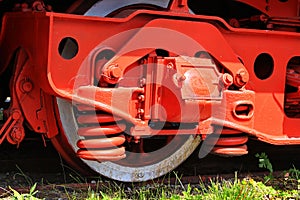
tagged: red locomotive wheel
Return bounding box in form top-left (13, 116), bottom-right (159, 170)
top-left (50, 0), bottom-right (201, 182)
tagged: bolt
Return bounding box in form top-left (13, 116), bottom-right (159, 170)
top-left (173, 73), bottom-right (186, 88)
top-left (222, 73), bottom-right (233, 86)
top-left (238, 70), bottom-right (248, 83)
top-left (236, 69), bottom-right (248, 86)
top-left (259, 14), bottom-right (268, 22)
top-left (167, 62), bottom-right (174, 69)
top-left (138, 95), bottom-right (145, 102)
top-left (138, 108), bottom-right (145, 115)
top-left (21, 79), bottom-right (33, 93)
top-left (12, 110), bottom-right (21, 120)
top-left (135, 171), bottom-right (144, 178)
top-left (108, 64), bottom-right (122, 79)
top-left (139, 78), bottom-right (146, 87)
top-left (102, 64), bottom-right (122, 84)
top-left (8, 126), bottom-right (25, 145)
top-left (32, 1), bottom-right (45, 11)
top-left (11, 128), bottom-right (23, 141)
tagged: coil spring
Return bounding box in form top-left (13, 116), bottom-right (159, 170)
top-left (75, 104), bottom-right (126, 162)
top-left (210, 126), bottom-right (248, 156)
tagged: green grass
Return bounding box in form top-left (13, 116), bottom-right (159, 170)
top-left (3, 175), bottom-right (300, 200)
top-left (82, 172), bottom-right (300, 200)
top-left (3, 170), bottom-right (300, 200)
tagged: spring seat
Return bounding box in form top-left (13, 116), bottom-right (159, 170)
top-left (75, 105), bottom-right (126, 162)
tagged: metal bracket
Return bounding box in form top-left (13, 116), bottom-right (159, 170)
top-left (0, 110), bottom-right (24, 145)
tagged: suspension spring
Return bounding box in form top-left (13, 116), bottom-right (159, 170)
top-left (209, 126), bottom-right (248, 156)
top-left (75, 104), bottom-right (126, 162)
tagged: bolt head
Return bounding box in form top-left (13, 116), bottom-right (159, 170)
top-left (222, 73), bottom-right (233, 86)
top-left (22, 81), bottom-right (33, 92)
top-left (109, 65), bottom-right (122, 78)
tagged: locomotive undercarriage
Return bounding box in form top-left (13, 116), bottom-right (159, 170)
top-left (0, 0), bottom-right (300, 182)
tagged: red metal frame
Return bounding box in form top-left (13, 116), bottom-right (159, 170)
top-left (0, 0), bottom-right (300, 151)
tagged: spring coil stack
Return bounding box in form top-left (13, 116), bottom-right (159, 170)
top-left (75, 104), bottom-right (127, 162)
top-left (210, 126), bottom-right (248, 156)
